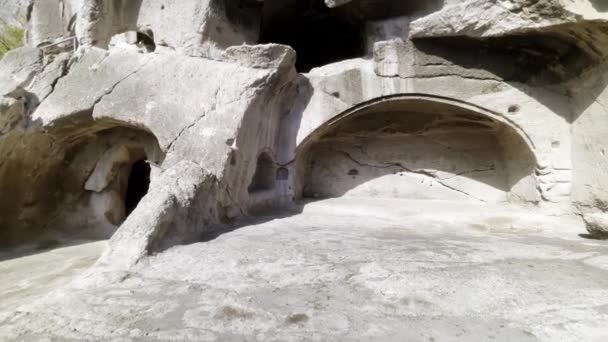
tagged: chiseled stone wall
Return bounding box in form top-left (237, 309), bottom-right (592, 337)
top-left (305, 132), bottom-right (509, 203)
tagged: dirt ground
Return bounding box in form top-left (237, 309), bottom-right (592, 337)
top-left (1, 198), bottom-right (608, 341)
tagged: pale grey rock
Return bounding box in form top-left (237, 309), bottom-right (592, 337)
top-left (0, 2), bottom-right (608, 339)
top-left (0, 24), bottom-right (294, 253)
top-left (0, 47), bottom-right (42, 88)
top-left (410, 0), bottom-right (608, 62)
top-left (33, 47), bottom-right (147, 123)
top-left (222, 44), bottom-right (296, 70)
top-left (325, 0), bottom-right (352, 8)
top-left (85, 146), bottom-right (135, 192)
top-left (373, 39), bottom-right (413, 78)
top-left (99, 160), bottom-right (217, 268)
top-left (28, 52), bottom-right (70, 104)
top-left (28, 0), bottom-right (73, 46)
top-left (0, 47), bottom-right (67, 133)
top-left (411, 0), bottom-right (556, 39)
top-left (410, 0), bottom-right (578, 38)
top-left (1, 199), bottom-right (604, 342)
top-left (0, 0), bottom-right (30, 28)
top-left (583, 212), bottom-right (608, 237)
top-left (73, 0), bottom-right (260, 58)
top-left (569, 63), bottom-right (608, 211)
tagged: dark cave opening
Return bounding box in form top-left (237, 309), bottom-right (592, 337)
top-left (260, 0), bottom-right (365, 72)
top-left (136, 31), bottom-right (156, 52)
top-left (248, 152), bottom-right (276, 193)
top-left (125, 160), bottom-right (151, 216)
top-left (225, 0), bottom-right (264, 40)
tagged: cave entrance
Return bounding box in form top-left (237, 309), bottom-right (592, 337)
top-left (125, 160), bottom-right (151, 216)
top-left (136, 31), bottom-right (156, 52)
top-left (260, 0), bottom-right (365, 72)
top-left (296, 97), bottom-right (539, 204)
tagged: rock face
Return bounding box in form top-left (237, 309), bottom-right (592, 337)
top-left (1, 0), bottom-right (608, 263)
top-left (0, 0), bottom-right (30, 27)
top-left (583, 212), bottom-right (608, 238)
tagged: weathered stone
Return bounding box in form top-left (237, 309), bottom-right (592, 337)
top-left (373, 39), bottom-right (413, 78)
top-left (222, 44), bottom-right (296, 70)
top-left (99, 160), bottom-right (218, 268)
top-left (583, 212), bottom-right (608, 237)
top-left (1, 1), bottom-right (608, 339)
top-left (0, 0), bottom-right (30, 27)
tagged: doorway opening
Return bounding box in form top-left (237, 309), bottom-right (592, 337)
top-left (136, 31), bottom-right (156, 52)
top-left (125, 160), bottom-right (151, 215)
top-left (249, 152), bottom-right (276, 193)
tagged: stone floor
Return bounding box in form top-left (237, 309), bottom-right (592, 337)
top-left (1, 198), bottom-right (608, 341)
top-left (0, 239), bottom-right (106, 315)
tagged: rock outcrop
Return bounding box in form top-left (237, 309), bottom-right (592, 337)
top-left (1, 0), bottom-right (608, 265)
top-left (0, 0), bottom-right (30, 27)
top-left (583, 212), bottom-right (608, 238)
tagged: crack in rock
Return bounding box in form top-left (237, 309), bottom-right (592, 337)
top-left (37, 56), bottom-right (71, 105)
top-left (166, 88), bottom-right (219, 153)
top-left (92, 56), bottom-right (155, 110)
top-left (332, 147), bottom-right (488, 203)
top-left (224, 184), bottom-right (247, 217)
top-left (397, 73), bottom-right (503, 81)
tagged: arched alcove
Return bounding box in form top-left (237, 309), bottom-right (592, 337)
top-left (83, 127), bottom-right (162, 227)
top-left (294, 95), bottom-right (540, 204)
top-left (0, 122), bottom-right (163, 247)
top-left (249, 152), bottom-right (276, 193)
top-left (136, 30), bottom-right (156, 52)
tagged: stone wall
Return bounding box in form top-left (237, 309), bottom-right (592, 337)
top-left (570, 64), bottom-right (608, 212)
top-left (293, 97), bottom-right (540, 205)
top-left (305, 132), bottom-right (508, 203)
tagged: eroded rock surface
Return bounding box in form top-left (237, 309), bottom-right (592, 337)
top-left (2, 199), bottom-right (607, 341)
top-left (1, 0), bottom-right (608, 340)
